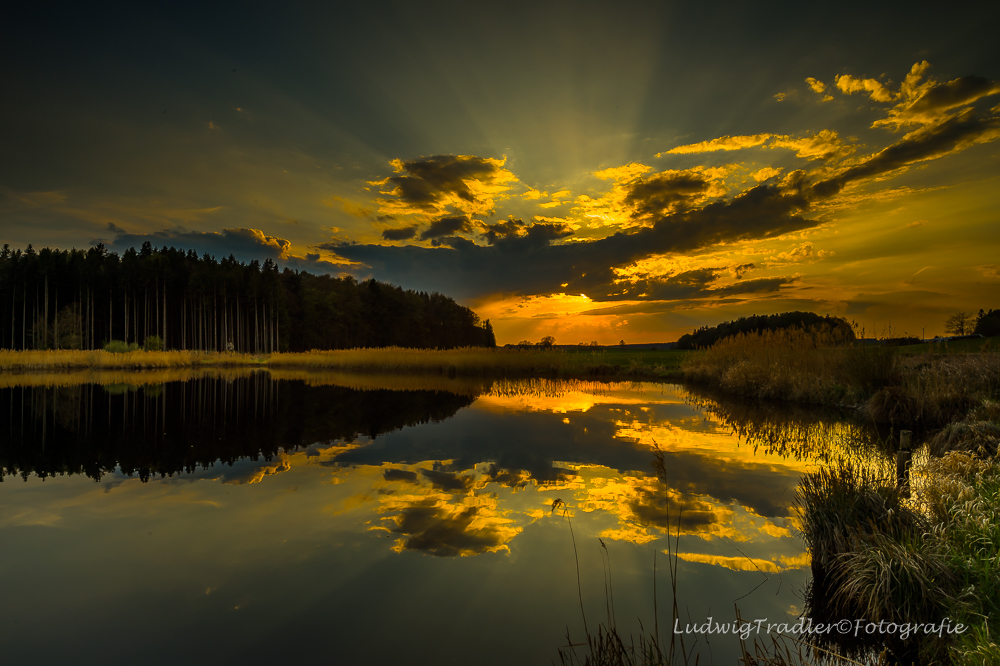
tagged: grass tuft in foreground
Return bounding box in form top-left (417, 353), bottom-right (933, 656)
top-left (795, 443), bottom-right (1000, 664)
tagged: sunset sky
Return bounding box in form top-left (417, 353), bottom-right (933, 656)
top-left (3, 2), bottom-right (999, 343)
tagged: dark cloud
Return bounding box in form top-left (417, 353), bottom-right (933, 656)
top-left (663, 451), bottom-right (801, 519)
top-left (710, 276), bottom-right (796, 296)
top-left (481, 217), bottom-right (573, 248)
top-left (419, 215), bottom-right (472, 240)
top-left (905, 76), bottom-right (999, 117)
top-left (623, 171), bottom-right (710, 218)
top-left (480, 217), bottom-right (523, 243)
top-left (482, 465), bottom-right (531, 489)
top-left (628, 489), bottom-right (720, 532)
top-left (588, 271), bottom-right (793, 304)
top-left (419, 468), bottom-right (474, 492)
top-left (381, 225), bottom-right (418, 241)
top-left (391, 156), bottom-right (495, 206)
top-left (843, 290), bottom-right (948, 316)
top-left (383, 468), bottom-right (418, 483)
top-left (377, 155), bottom-right (512, 220)
top-left (108, 226), bottom-right (288, 261)
top-left (332, 184), bottom-right (811, 299)
top-left (103, 226), bottom-right (343, 274)
top-left (333, 83), bottom-right (1000, 303)
top-left (607, 268), bottom-right (717, 301)
top-left (385, 499), bottom-right (511, 557)
top-left (812, 109), bottom-right (1000, 198)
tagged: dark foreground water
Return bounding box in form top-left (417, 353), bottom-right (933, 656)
top-left (0, 372), bottom-right (865, 665)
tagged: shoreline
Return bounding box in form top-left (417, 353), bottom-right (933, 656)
top-left (0, 348), bottom-right (688, 383)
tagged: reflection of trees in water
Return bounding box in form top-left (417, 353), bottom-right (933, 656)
top-left (0, 374), bottom-right (476, 482)
top-left (685, 386), bottom-right (890, 463)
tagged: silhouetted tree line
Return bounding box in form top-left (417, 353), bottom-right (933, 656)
top-left (675, 311), bottom-right (855, 350)
top-left (0, 377), bottom-right (477, 482)
top-left (975, 309), bottom-right (1000, 337)
top-left (0, 243), bottom-right (495, 352)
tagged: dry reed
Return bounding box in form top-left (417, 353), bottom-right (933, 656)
top-left (682, 327), bottom-right (862, 404)
top-left (683, 328), bottom-right (1000, 428)
top-left (865, 352), bottom-right (1000, 428)
top-left (0, 347), bottom-right (686, 381)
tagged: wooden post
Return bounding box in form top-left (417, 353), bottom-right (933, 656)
top-left (897, 430), bottom-right (912, 495)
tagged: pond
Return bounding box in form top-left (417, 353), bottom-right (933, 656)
top-left (0, 371), bottom-right (875, 665)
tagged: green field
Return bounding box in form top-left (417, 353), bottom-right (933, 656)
top-left (557, 346), bottom-right (690, 371)
top-left (894, 336), bottom-right (999, 354)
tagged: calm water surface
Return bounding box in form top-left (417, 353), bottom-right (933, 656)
top-left (0, 372), bottom-right (869, 664)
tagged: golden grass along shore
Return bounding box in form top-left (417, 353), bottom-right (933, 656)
top-left (682, 327), bottom-right (1000, 428)
top-left (0, 347), bottom-right (687, 382)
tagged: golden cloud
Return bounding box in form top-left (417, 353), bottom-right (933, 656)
top-left (875, 75), bottom-right (1000, 129)
top-left (751, 167), bottom-right (783, 182)
top-left (593, 163), bottom-right (653, 182)
top-left (661, 131), bottom-right (852, 161)
top-left (659, 134), bottom-right (772, 156)
top-left (834, 73), bottom-right (894, 102)
top-left (770, 129), bottom-right (855, 160)
top-left (828, 61), bottom-right (1000, 130)
top-left (677, 551), bottom-right (809, 573)
top-left (805, 77), bottom-right (826, 94)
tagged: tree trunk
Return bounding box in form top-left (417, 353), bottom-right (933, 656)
top-left (44, 275), bottom-right (49, 350)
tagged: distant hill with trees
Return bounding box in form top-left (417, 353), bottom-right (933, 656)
top-left (0, 243), bottom-right (495, 352)
top-left (675, 311), bottom-right (855, 350)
